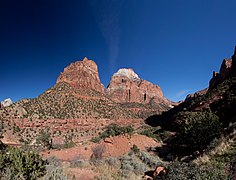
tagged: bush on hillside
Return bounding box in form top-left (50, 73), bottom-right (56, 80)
top-left (91, 124), bottom-right (134, 143)
top-left (163, 161), bottom-right (228, 180)
top-left (91, 144), bottom-right (106, 160)
top-left (230, 155), bottom-right (236, 179)
top-left (171, 111), bottom-right (223, 154)
top-left (100, 124), bottom-right (134, 138)
top-left (131, 144), bottom-right (140, 154)
top-left (44, 156), bottom-right (68, 180)
top-left (36, 129), bottom-right (52, 149)
top-left (0, 147), bottom-right (47, 179)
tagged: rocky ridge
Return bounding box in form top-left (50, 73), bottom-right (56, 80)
top-left (185, 88), bottom-right (208, 102)
top-left (185, 46), bottom-right (236, 102)
top-left (209, 46), bottom-right (236, 88)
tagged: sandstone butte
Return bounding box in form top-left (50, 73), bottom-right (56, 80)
top-left (56, 57), bottom-right (170, 106)
top-left (107, 68), bottom-right (170, 105)
top-left (56, 57), bottom-right (105, 93)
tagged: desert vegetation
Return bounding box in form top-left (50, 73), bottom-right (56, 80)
top-left (91, 124), bottom-right (134, 143)
top-left (0, 146), bottom-right (47, 179)
top-left (0, 82), bottom-right (138, 121)
top-left (141, 77), bottom-right (236, 179)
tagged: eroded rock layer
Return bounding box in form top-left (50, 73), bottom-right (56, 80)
top-left (107, 68), bottom-right (169, 105)
top-left (56, 57), bottom-right (104, 93)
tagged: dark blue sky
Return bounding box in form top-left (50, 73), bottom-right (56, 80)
top-left (1, 0), bottom-right (236, 102)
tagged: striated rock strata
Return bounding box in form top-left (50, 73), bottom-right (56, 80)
top-left (57, 57), bottom-right (104, 93)
top-left (107, 68), bottom-right (169, 105)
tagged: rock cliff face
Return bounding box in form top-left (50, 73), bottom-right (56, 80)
top-left (185, 88), bottom-right (208, 102)
top-left (107, 68), bottom-right (166, 104)
top-left (209, 47), bottom-right (236, 89)
top-left (56, 59), bottom-right (169, 106)
top-left (56, 57), bottom-right (104, 93)
top-left (232, 46), bottom-right (236, 76)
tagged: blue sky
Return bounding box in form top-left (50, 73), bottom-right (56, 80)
top-left (0, 0), bottom-right (236, 102)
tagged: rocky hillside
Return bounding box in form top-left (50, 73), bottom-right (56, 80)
top-left (146, 46), bottom-right (236, 157)
top-left (0, 57), bottom-right (173, 145)
top-left (149, 45), bottom-right (236, 128)
top-left (0, 82), bottom-right (137, 120)
top-left (141, 46), bottom-right (236, 180)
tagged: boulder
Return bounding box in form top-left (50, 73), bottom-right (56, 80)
top-left (144, 166), bottom-right (167, 180)
top-left (104, 136), bottom-right (114, 144)
top-left (1, 98), bottom-right (13, 107)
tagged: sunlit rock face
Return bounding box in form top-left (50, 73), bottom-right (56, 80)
top-left (1, 98), bottom-right (13, 108)
top-left (56, 57), bottom-right (104, 93)
top-left (107, 68), bottom-right (167, 104)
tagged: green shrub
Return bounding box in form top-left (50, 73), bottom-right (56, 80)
top-left (91, 124), bottom-right (134, 143)
top-left (0, 147), bottom-right (47, 179)
top-left (131, 144), bottom-right (140, 154)
top-left (36, 129), bottom-right (52, 149)
top-left (140, 129), bottom-right (159, 140)
top-left (63, 135), bottom-right (76, 149)
top-left (91, 136), bottom-right (101, 143)
top-left (101, 124), bottom-right (134, 138)
top-left (230, 155), bottom-right (236, 179)
top-left (173, 111), bottom-right (223, 153)
top-left (163, 161), bottom-right (228, 180)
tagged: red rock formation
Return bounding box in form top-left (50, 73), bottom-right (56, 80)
top-left (220, 59), bottom-right (232, 79)
top-left (56, 57), bottom-right (104, 93)
top-left (209, 71), bottom-right (220, 89)
top-left (232, 46), bottom-right (236, 76)
top-left (107, 68), bottom-right (168, 105)
top-left (209, 46), bottom-right (236, 89)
